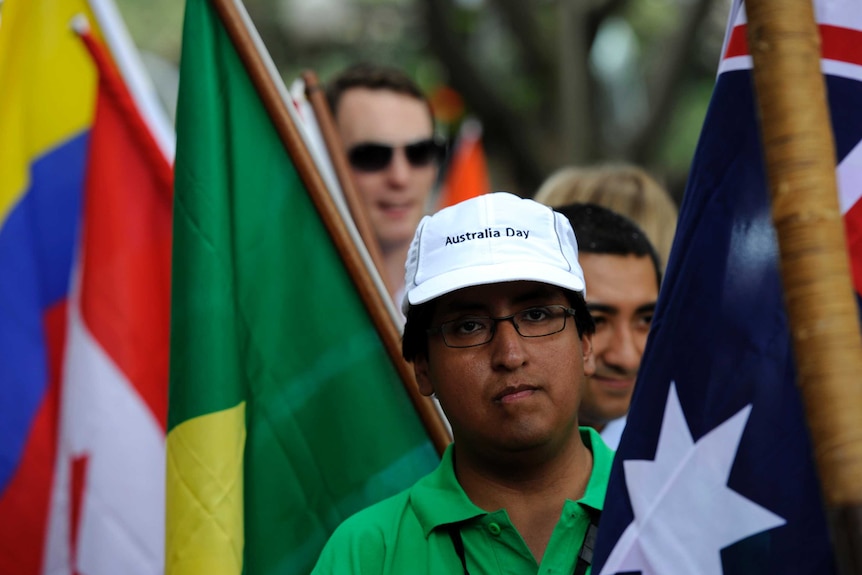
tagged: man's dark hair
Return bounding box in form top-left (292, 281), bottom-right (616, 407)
top-left (555, 202), bottom-right (662, 289)
top-left (402, 290), bottom-right (595, 363)
top-left (326, 63), bottom-right (433, 123)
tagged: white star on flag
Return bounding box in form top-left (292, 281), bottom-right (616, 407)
top-left (599, 382), bottom-right (786, 575)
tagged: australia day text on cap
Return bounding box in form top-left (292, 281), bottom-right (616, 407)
top-left (402, 192), bottom-right (586, 313)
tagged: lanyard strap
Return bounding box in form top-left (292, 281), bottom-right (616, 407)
top-left (573, 520), bottom-right (598, 575)
top-left (446, 511), bottom-right (600, 575)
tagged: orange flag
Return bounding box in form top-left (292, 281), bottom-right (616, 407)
top-left (436, 118), bottom-right (491, 209)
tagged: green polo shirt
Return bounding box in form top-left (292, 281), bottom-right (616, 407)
top-left (311, 428), bottom-right (613, 575)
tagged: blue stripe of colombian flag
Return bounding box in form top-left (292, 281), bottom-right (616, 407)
top-left (0, 1), bottom-right (102, 572)
top-left (0, 134), bottom-right (87, 488)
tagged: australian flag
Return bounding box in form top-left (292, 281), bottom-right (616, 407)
top-left (592, 1), bottom-right (862, 574)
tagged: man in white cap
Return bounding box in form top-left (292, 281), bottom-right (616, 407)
top-left (312, 192), bottom-right (612, 575)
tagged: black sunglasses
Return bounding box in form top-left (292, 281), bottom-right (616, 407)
top-left (347, 139), bottom-right (445, 172)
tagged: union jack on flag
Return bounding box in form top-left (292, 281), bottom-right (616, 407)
top-left (592, 1), bottom-right (862, 574)
top-left (721, 1), bottom-right (862, 291)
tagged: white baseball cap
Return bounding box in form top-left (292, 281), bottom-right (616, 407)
top-left (402, 192), bottom-right (585, 313)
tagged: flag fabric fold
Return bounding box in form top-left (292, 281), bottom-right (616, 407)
top-left (166, 2), bottom-right (439, 574)
top-left (0, 1), bottom-right (173, 574)
top-left (593, 1), bottom-right (862, 574)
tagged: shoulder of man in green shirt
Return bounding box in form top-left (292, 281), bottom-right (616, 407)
top-left (311, 428), bottom-right (614, 575)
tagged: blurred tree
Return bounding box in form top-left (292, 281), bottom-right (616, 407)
top-left (419, 0), bottom-right (727, 199)
top-left (112, 0), bottom-right (730, 202)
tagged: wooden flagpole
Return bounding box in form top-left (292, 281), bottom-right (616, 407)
top-left (211, 0), bottom-right (451, 456)
top-left (299, 70), bottom-right (392, 299)
top-left (745, 1), bottom-right (862, 572)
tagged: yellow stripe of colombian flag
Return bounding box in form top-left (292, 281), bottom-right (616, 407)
top-left (0, 0), bottom-right (100, 219)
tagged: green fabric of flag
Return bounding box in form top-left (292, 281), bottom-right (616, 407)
top-left (165, 1), bottom-right (439, 573)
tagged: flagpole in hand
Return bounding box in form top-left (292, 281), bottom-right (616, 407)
top-left (300, 70), bottom-right (390, 295)
top-left (210, 0), bottom-right (451, 456)
top-left (746, 1), bottom-right (862, 572)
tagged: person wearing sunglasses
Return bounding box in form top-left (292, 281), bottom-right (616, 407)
top-left (327, 63), bottom-right (444, 306)
top-left (312, 193), bottom-right (613, 575)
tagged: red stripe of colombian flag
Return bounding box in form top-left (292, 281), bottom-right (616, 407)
top-left (38, 28), bottom-right (172, 575)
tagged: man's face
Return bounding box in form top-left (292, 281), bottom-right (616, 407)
top-left (578, 253), bottom-right (658, 431)
top-left (335, 88), bottom-right (438, 254)
top-left (413, 281), bottom-right (595, 458)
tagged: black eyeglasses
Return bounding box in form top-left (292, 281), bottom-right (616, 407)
top-left (347, 138), bottom-right (445, 172)
top-left (427, 305), bottom-right (577, 349)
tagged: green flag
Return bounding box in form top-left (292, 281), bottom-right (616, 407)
top-left (165, 1), bottom-right (440, 573)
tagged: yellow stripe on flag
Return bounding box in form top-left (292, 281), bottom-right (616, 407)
top-left (166, 402), bottom-right (246, 575)
top-left (0, 0), bottom-right (100, 218)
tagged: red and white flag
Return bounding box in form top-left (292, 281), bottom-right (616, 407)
top-left (40, 23), bottom-right (174, 575)
top-left (0, 1), bottom-right (173, 572)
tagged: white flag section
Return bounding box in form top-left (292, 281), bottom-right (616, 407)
top-left (599, 384), bottom-right (785, 575)
top-left (42, 296), bottom-right (165, 574)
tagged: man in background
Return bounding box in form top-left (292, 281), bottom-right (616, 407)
top-left (556, 202), bottom-right (661, 450)
top-left (327, 63), bottom-right (444, 305)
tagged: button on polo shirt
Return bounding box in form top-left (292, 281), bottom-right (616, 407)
top-left (311, 428), bottom-right (613, 575)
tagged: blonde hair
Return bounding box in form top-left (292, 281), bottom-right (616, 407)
top-left (534, 163), bottom-right (678, 269)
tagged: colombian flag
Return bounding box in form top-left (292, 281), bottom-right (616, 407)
top-left (0, 1), bottom-right (173, 574)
